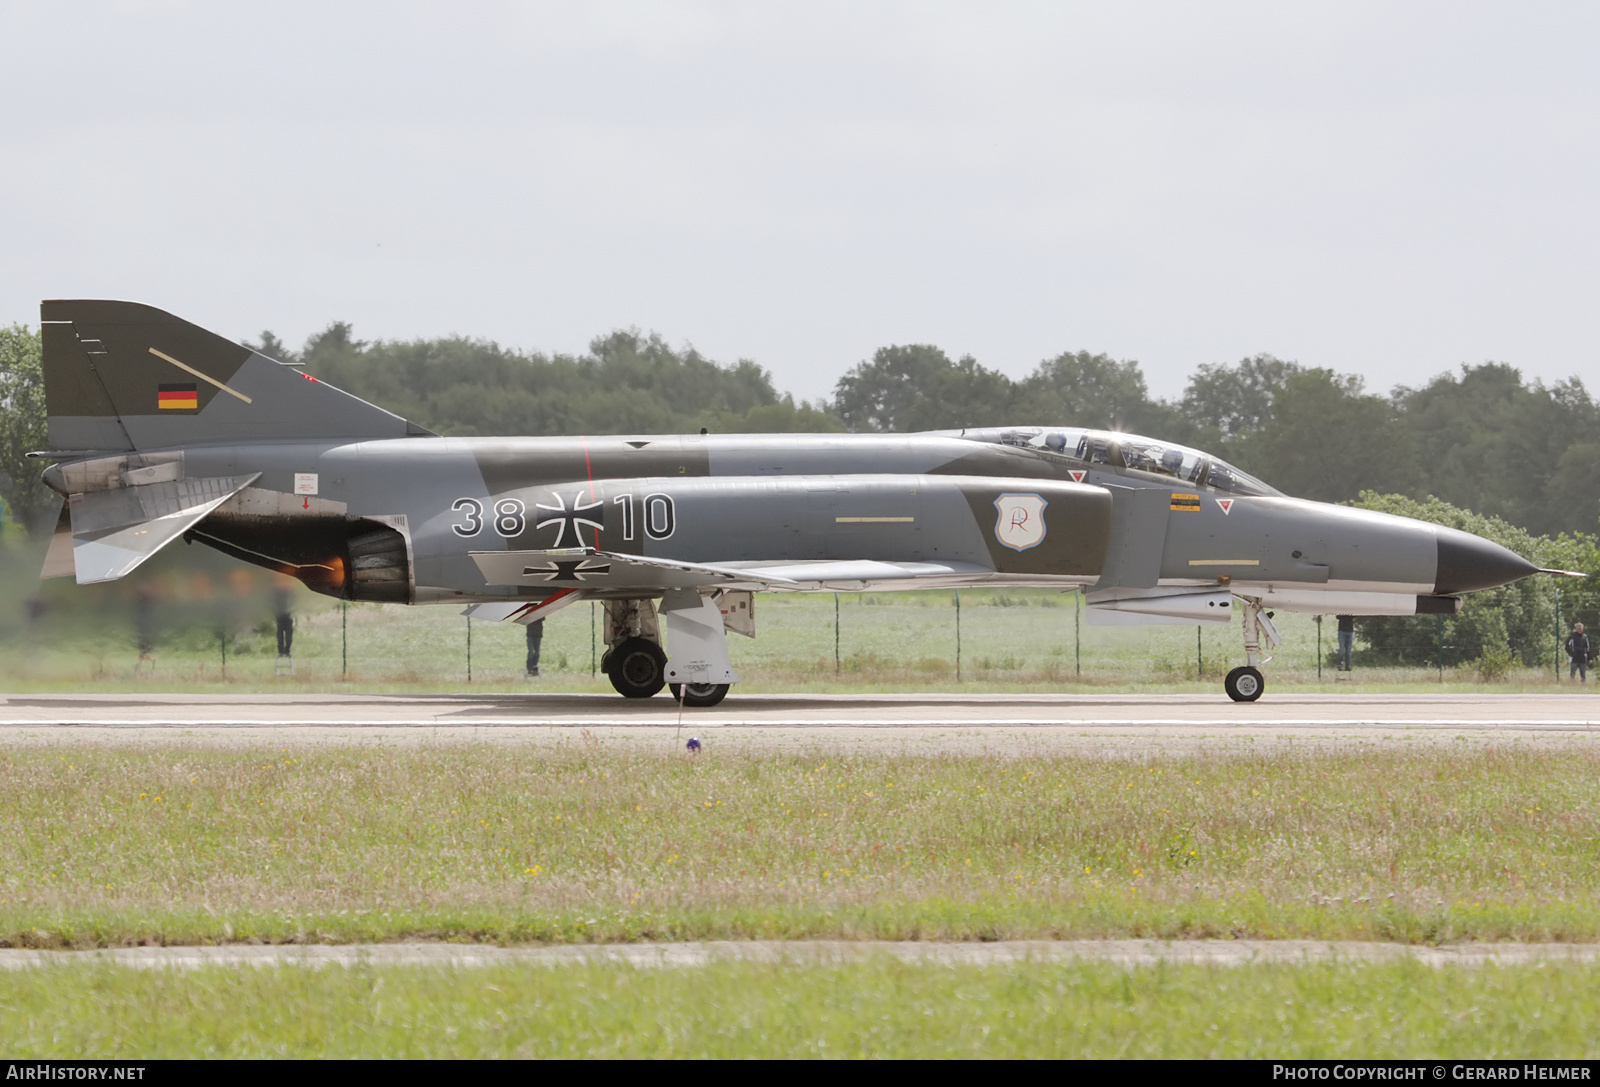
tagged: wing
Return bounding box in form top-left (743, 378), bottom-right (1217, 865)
top-left (469, 548), bottom-right (802, 593)
top-left (470, 548), bottom-right (1005, 594)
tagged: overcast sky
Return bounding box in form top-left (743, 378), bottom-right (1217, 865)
top-left (3, 1), bottom-right (1599, 406)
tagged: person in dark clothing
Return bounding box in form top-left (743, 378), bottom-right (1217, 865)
top-left (1336, 614), bottom-right (1355, 672)
top-left (525, 618), bottom-right (544, 678)
top-left (1566, 623), bottom-right (1591, 682)
top-left (134, 587), bottom-right (156, 662)
top-left (275, 589), bottom-right (294, 657)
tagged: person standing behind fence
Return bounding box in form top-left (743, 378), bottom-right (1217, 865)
top-left (525, 618), bottom-right (544, 678)
top-left (1336, 614), bottom-right (1354, 672)
top-left (1566, 622), bottom-right (1591, 682)
top-left (275, 588), bottom-right (294, 658)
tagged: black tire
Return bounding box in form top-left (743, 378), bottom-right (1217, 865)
top-left (1224, 665), bottom-right (1265, 702)
top-left (606, 637), bottom-right (667, 698)
top-left (669, 682), bottom-right (729, 708)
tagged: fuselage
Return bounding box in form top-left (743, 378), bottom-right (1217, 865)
top-left (93, 425), bottom-right (1530, 612)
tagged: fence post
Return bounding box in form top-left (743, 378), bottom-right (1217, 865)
top-left (591, 602), bottom-right (597, 677)
top-left (1074, 590), bottom-right (1081, 678)
top-left (1436, 613), bottom-right (1444, 682)
top-left (341, 600), bottom-right (348, 677)
top-left (466, 615), bottom-right (472, 683)
top-left (834, 593), bottom-right (841, 673)
top-left (1315, 614), bottom-right (1323, 681)
top-left (1196, 625), bottom-right (1202, 679)
top-left (1555, 585), bottom-right (1562, 683)
top-left (955, 589), bottom-right (961, 682)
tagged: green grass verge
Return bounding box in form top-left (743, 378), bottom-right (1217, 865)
top-left (4, 959), bottom-right (1597, 1058)
top-left (5, 743), bottom-right (1600, 946)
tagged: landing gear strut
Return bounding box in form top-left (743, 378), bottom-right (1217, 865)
top-left (1225, 596), bottom-right (1280, 702)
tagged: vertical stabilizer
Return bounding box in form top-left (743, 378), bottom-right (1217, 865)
top-left (41, 300), bottom-right (433, 452)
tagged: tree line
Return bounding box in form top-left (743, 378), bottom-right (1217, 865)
top-left (277, 327), bottom-right (1600, 539)
top-left (832, 345), bottom-right (1600, 539)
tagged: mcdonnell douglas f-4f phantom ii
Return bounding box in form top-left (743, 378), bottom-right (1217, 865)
top-left (33, 301), bottom-right (1558, 705)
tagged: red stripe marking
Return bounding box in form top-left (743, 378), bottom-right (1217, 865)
top-left (581, 436), bottom-right (599, 546)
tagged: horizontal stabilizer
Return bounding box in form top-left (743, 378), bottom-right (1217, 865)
top-left (68, 473), bottom-right (259, 584)
top-left (40, 501), bottom-right (73, 579)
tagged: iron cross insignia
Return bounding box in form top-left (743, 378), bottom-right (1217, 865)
top-left (534, 490), bottom-right (605, 547)
top-left (523, 558), bottom-right (612, 582)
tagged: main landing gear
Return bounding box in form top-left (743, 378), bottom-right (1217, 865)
top-left (606, 637), bottom-right (667, 699)
top-left (669, 682), bottom-right (730, 708)
top-left (1224, 596), bottom-right (1281, 702)
top-left (601, 594), bottom-right (740, 706)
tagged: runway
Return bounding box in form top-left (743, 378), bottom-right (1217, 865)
top-left (1, 691), bottom-right (1596, 751)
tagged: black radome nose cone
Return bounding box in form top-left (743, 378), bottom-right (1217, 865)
top-left (1434, 527), bottom-right (1538, 594)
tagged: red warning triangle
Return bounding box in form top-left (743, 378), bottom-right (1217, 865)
top-left (1216, 498), bottom-right (1234, 515)
top-left (1069, 470), bottom-right (1086, 484)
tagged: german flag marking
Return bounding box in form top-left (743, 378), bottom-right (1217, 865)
top-left (1170, 492), bottom-right (1202, 512)
top-left (158, 383), bottom-right (198, 410)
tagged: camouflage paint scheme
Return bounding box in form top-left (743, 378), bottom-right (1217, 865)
top-left (34, 301), bottom-right (1542, 703)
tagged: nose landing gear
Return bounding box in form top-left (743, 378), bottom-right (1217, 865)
top-left (1225, 596), bottom-right (1280, 702)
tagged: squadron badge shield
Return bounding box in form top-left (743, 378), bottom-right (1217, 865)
top-left (993, 493), bottom-right (1048, 551)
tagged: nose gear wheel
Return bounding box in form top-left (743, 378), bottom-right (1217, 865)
top-left (1224, 665), bottom-right (1265, 702)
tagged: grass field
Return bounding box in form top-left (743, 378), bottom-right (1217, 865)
top-left (6, 959), bottom-right (1599, 1058)
top-left (0, 584), bottom-right (1579, 693)
top-left (5, 742), bottom-right (1600, 948)
top-left (5, 565), bottom-right (1594, 1059)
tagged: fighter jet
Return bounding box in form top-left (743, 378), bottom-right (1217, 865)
top-left (33, 300), bottom-right (1555, 704)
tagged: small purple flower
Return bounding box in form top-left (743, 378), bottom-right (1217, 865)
top-left (686, 737), bottom-right (702, 753)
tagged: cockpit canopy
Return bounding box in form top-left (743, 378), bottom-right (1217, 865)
top-left (943, 426), bottom-right (1281, 498)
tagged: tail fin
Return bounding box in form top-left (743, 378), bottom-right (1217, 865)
top-left (41, 300), bottom-right (434, 452)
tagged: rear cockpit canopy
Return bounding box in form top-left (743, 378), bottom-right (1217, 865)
top-left (943, 426), bottom-right (1281, 497)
